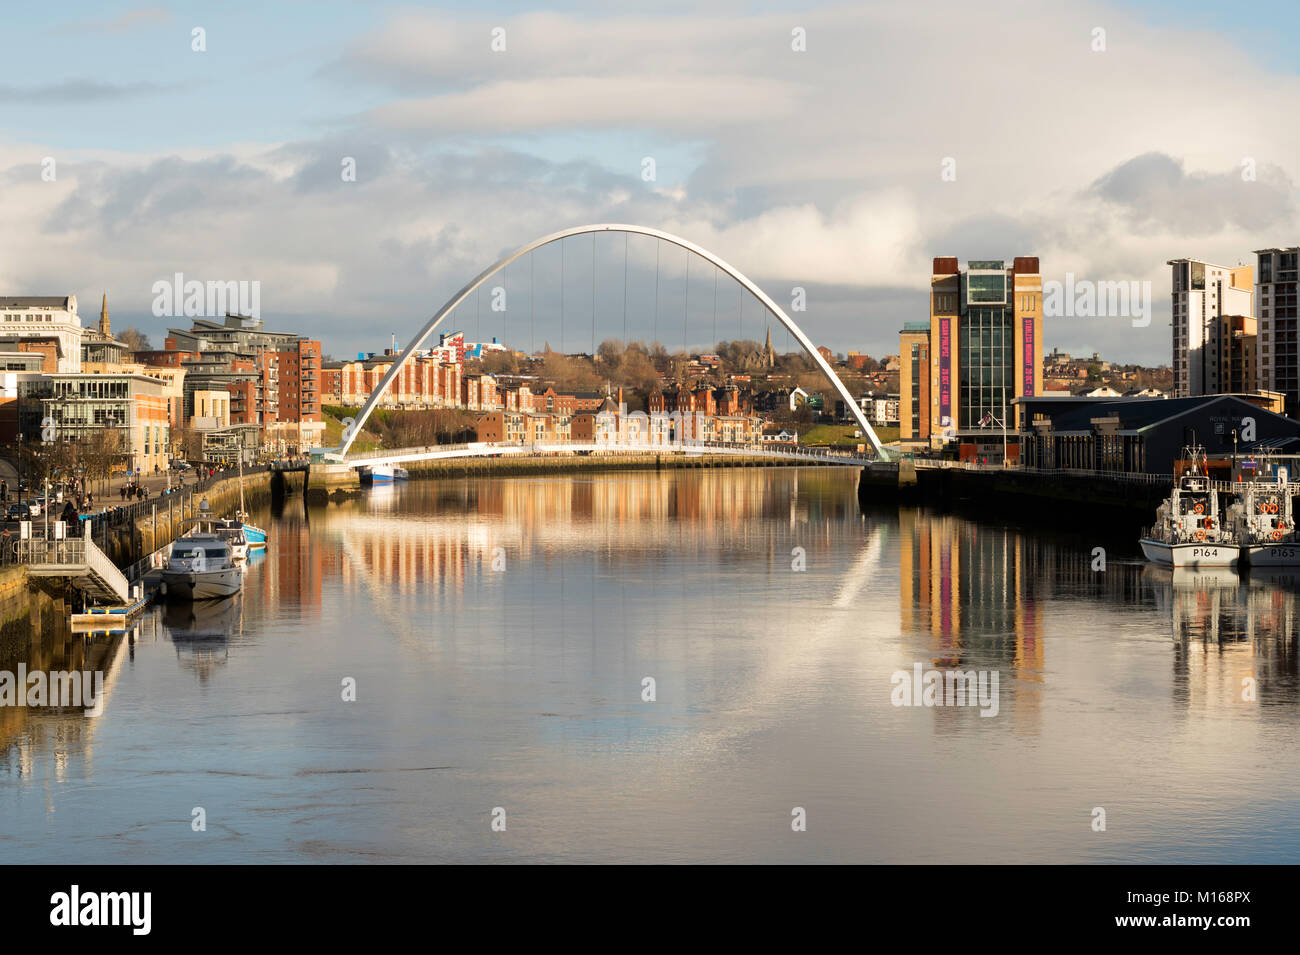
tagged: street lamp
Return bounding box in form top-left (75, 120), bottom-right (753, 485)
top-left (105, 412), bottom-right (117, 496)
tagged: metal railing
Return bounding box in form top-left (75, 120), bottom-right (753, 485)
top-left (911, 460), bottom-right (1175, 484)
top-left (345, 443), bottom-right (472, 461)
top-left (4, 465), bottom-right (270, 574)
top-left (1015, 466), bottom-right (1174, 485)
top-left (76, 464), bottom-right (269, 532)
top-left (18, 535), bottom-right (130, 602)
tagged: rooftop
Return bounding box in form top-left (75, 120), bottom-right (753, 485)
top-left (0, 297), bottom-right (75, 310)
top-left (1016, 394), bottom-right (1287, 435)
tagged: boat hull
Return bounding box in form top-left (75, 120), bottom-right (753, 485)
top-left (242, 523), bottom-right (268, 547)
top-left (1140, 538), bottom-right (1240, 568)
top-left (361, 464), bottom-right (409, 485)
top-left (1243, 542), bottom-right (1300, 566)
top-left (362, 465), bottom-right (409, 484)
top-left (159, 568), bottom-right (241, 601)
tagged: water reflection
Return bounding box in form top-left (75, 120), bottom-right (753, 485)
top-left (163, 596), bottom-right (245, 684)
top-left (1143, 566), bottom-right (1300, 710)
top-left (0, 470), bottom-right (1296, 862)
top-left (0, 614), bottom-right (148, 784)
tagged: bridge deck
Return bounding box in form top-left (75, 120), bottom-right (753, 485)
top-left (338, 441), bottom-right (878, 468)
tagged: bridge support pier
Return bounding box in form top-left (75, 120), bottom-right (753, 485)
top-left (306, 463), bottom-right (361, 505)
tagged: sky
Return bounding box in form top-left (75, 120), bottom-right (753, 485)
top-left (3, 0), bottom-right (1300, 365)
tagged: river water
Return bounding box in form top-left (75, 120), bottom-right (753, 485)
top-left (1, 468), bottom-right (1297, 863)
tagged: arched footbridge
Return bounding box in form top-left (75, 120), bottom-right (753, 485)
top-left (320, 224), bottom-right (890, 467)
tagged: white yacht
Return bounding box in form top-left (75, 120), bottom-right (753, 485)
top-left (214, 518), bottom-right (250, 561)
top-left (1140, 448), bottom-right (1239, 568)
top-left (160, 532), bottom-right (242, 601)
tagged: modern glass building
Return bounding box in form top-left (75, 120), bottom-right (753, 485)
top-left (900, 257), bottom-right (1043, 459)
top-left (959, 264), bottom-right (1015, 432)
top-left (1255, 248), bottom-right (1299, 414)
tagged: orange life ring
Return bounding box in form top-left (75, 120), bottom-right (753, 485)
top-left (1197, 529), bottom-right (1206, 540)
top-left (1260, 503), bottom-right (1271, 514)
top-left (1269, 501), bottom-right (1280, 514)
top-left (1274, 530), bottom-right (1284, 540)
top-left (1194, 502), bottom-right (1205, 514)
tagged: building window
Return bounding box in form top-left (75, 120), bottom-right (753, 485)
top-left (959, 306), bottom-right (1013, 431)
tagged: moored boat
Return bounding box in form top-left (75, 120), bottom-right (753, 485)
top-left (159, 533), bottom-right (242, 601)
top-left (241, 521), bottom-right (268, 548)
top-left (1140, 447), bottom-right (1240, 568)
top-left (214, 518), bottom-right (250, 561)
top-left (234, 459), bottom-right (268, 548)
top-left (361, 465), bottom-right (408, 484)
top-left (1233, 466), bottom-right (1299, 566)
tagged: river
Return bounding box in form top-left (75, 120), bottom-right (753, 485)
top-left (1, 468), bottom-right (1296, 862)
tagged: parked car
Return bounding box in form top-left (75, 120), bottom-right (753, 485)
top-left (6, 502), bottom-right (31, 521)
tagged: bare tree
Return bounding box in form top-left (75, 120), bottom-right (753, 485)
top-left (81, 429), bottom-right (121, 496)
top-left (119, 326), bottom-right (153, 351)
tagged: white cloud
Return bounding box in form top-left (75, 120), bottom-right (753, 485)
top-left (6, 0), bottom-right (1300, 363)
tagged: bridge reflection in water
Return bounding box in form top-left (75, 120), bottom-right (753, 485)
top-left (1, 470), bottom-right (1297, 863)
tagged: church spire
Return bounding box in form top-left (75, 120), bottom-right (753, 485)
top-left (99, 293), bottom-right (110, 337)
top-left (763, 327), bottom-right (774, 368)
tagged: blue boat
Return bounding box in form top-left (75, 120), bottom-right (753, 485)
top-left (234, 459), bottom-right (267, 549)
top-left (242, 521), bottom-right (268, 548)
top-left (361, 465), bottom-right (408, 485)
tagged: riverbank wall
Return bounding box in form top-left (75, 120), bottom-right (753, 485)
top-left (859, 463), bottom-right (1167, 532)
top-left (88, 470), bottom-right (277, 570)
top-left (0, 564), bottom-right (66, 662)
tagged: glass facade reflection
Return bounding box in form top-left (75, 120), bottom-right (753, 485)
top-left (958, 306), bottom-right (1014, 430)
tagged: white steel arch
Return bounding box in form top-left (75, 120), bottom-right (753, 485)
top-left (331, 224), bottom-right (889, 460)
